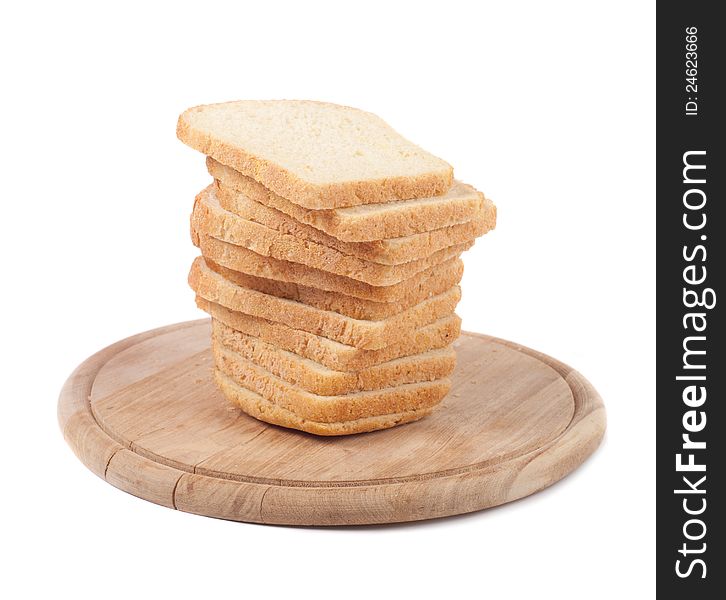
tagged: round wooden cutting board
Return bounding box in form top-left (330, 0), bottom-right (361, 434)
top-left (58, 319), bottom-right (605, 526)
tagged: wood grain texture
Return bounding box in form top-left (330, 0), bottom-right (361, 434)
top-left (58, 319), bottom-right (606, 525)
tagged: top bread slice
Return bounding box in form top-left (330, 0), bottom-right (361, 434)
top-left (211, 158), bottom-right (489, 242)
top-left (177, 100), bottom-right (453, 209)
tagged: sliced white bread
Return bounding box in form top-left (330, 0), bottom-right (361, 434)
top-left (212, 319), bottom-right (456, 396)
top-left (189, 257), bottom-right (460, 350)
top-left (213, 343), bottom-right (449, 424)
top-left (215, 371), bottom-right (435, 436)
top-left (177, 100), bottom-right (453, 209)
top-left (195, 234), bottom-right (464, 303)
top-left (198, 297), bottom-right (462, 371)
top-left (191, 185), bottom-right (472, 286)
top-left (205, 179), bottom-right (495, 265)
top-left (211, 158), bottom-right (490, 242)
top-left (207, 260), bottom-right (451, 320)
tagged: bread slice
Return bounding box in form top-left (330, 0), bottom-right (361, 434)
top-left (198, 298), bottom-right (461, 371)
top-left (213, 343), bottom-right (449, 423)
top-left (207, 260), bottom-right (438, 320)
top-left (215, 371), bottom-right (434, 436)
top-left (177, 100), bottom-right (453, 209)
top-left (213, 320), bottom-right (456, 396)
top-left (207, 179), bottom-right (494, 265)
top-left (189, 257), bottom-right (460, 350)
top-left (210, 158), bottom-right (490, 242)
top-left (195, 233), bottom-right (464, 303)
top-left (192, 185), bottom-right (472, 286)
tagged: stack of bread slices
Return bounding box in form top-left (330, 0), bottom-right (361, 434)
top-left (177, 100), bottom-right (496, 435)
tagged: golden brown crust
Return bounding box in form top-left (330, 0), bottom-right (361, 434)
top-left (210, 158), bottom-right (491, 242)
top-left (188, 257), bottom-right (460, 350)
top-left (213, 320), bottom-right (456, 396)
top-left (198, 298), bottom-right (462, 371)
top-left (197, 235), bottom-right (464, 303)
top-left (213, 344), bottom-right (449, 423)
top-left (207, 261), bottom-right (436, 320)
top-left (215, 370), bottom-right (434, 436)
top-left (209, 179), bottom-right (494, 265)
top-left (192, 185), bottom-right (472, 286)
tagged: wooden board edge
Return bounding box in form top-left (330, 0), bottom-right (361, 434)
top-left (57, 319), bottom-right (209, 486)
top-left (58, 321), bottom-right (606, 526)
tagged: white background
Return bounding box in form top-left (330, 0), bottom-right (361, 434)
top-left (1, 1), bottom-right (655, 598)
